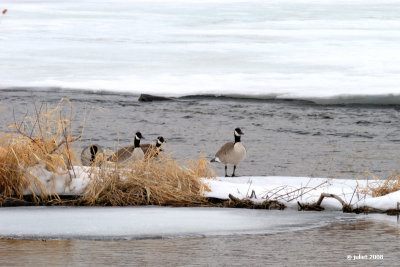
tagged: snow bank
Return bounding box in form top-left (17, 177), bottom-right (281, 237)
top-left (21, 166), bottom-right (400, 212)
top-left (24, 166), bottom-right (92, 195)
top-left (204, 176), bottom-right (400, 211)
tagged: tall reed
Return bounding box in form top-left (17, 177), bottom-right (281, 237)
top-left (0, 99), bottom-right (80, 201)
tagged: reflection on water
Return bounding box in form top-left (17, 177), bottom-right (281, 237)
top-left (1, 219), bottom-right (398, 266)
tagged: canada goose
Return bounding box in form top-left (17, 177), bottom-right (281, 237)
top-left (211, 128), bottom-right (246, 177)
top-left (81, 144), bottom-right (102, 166)
top-left (141, 136), bottom-right (166, 158)
top-left (108, 132), bottom-right (145, 163)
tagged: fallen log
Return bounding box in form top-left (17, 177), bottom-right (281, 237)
top-left (298, 193), bottom-right (352, 212)
top-left (298, 193), bottom-right (400, 216)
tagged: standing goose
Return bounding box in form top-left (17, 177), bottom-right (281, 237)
top-left (211, 128), bottom-right (246, 177)
top-left (108, 132), bottom-right (145, 163)
top-left (141, 136), bottom-right (166, 158)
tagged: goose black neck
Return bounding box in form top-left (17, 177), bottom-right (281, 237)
top-left (234, 135), bottom-right (241, 143)
top-left (90, 145), bottom-right (98, 162)
top-left (156, 142), bottom-right (162, 148)
top-left (134, 138), bottom-right (141, 147)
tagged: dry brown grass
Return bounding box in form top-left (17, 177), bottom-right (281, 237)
top-left (0, 99), bottom-right (81, 201)
top-left (360, 173), bottom-right (400, 197)
top-left (0, 99), bottom-right (215, 206)
top-left (82, 150), bottom-right (214, 206)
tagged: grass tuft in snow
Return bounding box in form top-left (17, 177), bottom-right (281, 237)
top-left (0, 99), bottom-right (80, 201)
top-left (361, 173), bottom-right (400, 197)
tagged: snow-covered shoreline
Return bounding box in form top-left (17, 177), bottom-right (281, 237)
top-left (20, 166), bottom-right (400, 212)
top-left (205, 176), bottom-right (400, 211)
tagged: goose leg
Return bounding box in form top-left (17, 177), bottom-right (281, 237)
top-left (232, 165), bottom-right (237, 177)
top-left (225, 165), bottom-right (228, 177)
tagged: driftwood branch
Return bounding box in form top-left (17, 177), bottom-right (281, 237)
top-left (298, 193), bottom-right (352, 212)
top-left (298, 193), bottom-right (400, 216)
top-left (316, 193), bottom-right (347, 207)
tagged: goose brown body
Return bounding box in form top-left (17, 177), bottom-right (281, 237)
top-left (108, 145), bottom-right (136, 163)
top-left (108, 132), bottom-right (145, 163)
top-left (108, 136), bottom-right (165, 162)
top-left (215, 142), bottom-right (246, 166)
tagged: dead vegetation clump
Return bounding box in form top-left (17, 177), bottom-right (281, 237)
top-left (222, 194), bottom-right (285, 210)
top-left (360, 173), bottom-right (400, 197)
top-left (0, 99), bottom-right (80, 201)
top-left (81, 151), bottom-right (215, 206)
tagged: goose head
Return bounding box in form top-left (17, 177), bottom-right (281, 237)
top-left (234, 128), bottom-right (244, 136)
top-left (156, 136), bottom-right (166, 147)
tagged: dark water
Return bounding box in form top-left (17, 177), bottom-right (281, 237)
top-left (0, 219), bottom-right (398, 266)
top-left (1, 88), bottom-right (400, 178)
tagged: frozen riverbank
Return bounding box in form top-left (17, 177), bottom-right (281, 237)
top-left (3, 164), bottom-right (397, 215)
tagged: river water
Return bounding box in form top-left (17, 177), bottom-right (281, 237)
top-left (0, 218), bottom-right (399, 266)
top-left (1, 88), bottom-right (399, 178)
